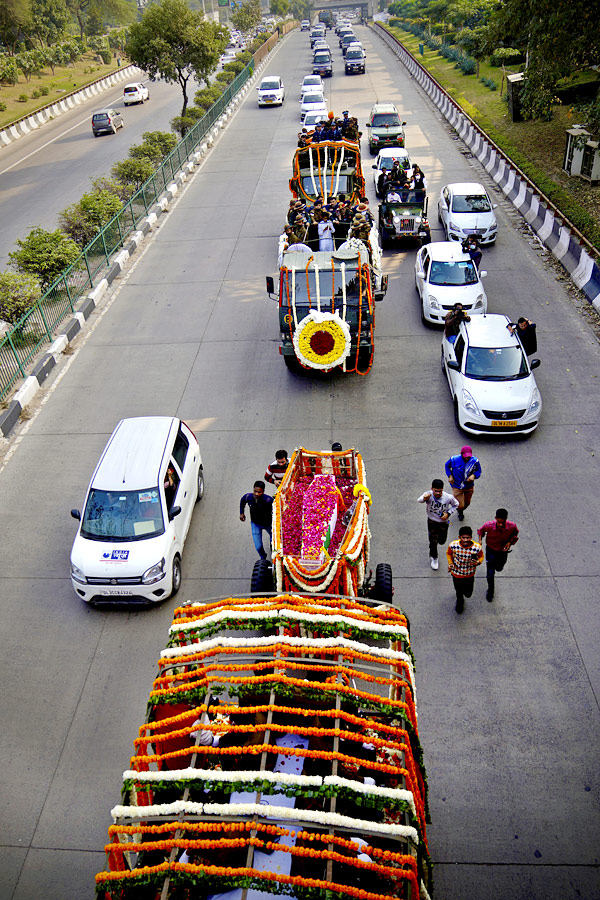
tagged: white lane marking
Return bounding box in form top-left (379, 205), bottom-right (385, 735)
top-left (0, 82), bottom-right (147, 176)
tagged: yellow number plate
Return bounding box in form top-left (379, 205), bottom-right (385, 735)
top-left (491, 420), bottom-right (517, 427)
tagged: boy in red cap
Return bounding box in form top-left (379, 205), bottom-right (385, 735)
top-left (444, 446), bottom-right (481, 521)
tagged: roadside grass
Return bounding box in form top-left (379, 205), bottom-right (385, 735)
top-left (388, 27), bottom-right (600, 252)
top-left (0, 54), bottom-right (125, 130)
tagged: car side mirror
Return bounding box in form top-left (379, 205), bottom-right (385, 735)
top-left (266, 275), bottom-right (275, 296)
top-left (376, 274), bottom-right (388, 299)
top-left (480, 270), bottom-right (487, 278)
top-left (169, 505), bottom-right (182, 521)
top-left (492, 203), bottom-right (498, 209)
top-left (530, 358), bottom-right (541, 370)
top-left (446, 360), bottom-right (460, 371)
top-left (71, 509), bottom-right (81, 520)
top-left (402, 121), bottom-right (407, 125)
top-left (372, 164), bottom-right (377, 169)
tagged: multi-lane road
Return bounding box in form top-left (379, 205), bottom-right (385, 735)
top-left (0, 75), bottom-right (189, 266)
top-left (0, 25), bottom-right (599, 900)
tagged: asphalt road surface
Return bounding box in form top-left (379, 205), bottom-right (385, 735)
top-left (0, 74), bottom-right (188, 267)
top-left (0, 26), bottom-right (599, 900)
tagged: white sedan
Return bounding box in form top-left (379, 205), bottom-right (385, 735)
top-left (372, 148), bottom-right (412, 195)
top-left (415, 241), bottom-right (487, 325)
top-left (438, 181), bottom-right (498, 245)
top-left (123, 82), bottom-right (149, 105)
top-left (441, 314), bottom-right (542, 435)
top-left (257, 75), bottom-right (285, 106)
top-left (300, 74), bottom-right (323, 98)
top-left (300, 91), bottom-right (327, 122)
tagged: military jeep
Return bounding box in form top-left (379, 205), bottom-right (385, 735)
top-left (378, 184), bottom-right (431, 248)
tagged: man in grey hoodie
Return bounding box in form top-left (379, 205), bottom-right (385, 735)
top-left (417, 478), bottom-right (459, 570)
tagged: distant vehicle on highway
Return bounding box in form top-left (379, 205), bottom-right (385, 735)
top-left (91, 108), bottom-right (124, 137)
top-left (257, 75), bottom-right (285, 107)
top-left (123, 82), bottom-right (149, 105)
top-left (438, 181), bottom-right (498, 245)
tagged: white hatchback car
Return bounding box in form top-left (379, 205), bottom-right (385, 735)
top-left (441, 314), bottom-right (542, 435)
top-left (257, 75), bottom-right (285, 106)
top-left (70, 417), bottom-right (204, 605)
top-left (123, 82), bottom-right (149, 105)
top-left (372, 148), bottom-right (412, 195)
top-left (300, 74), bottom-right (323, 98)
top-left (300, 91), bottom-right (327, 122)
top-left (415, 241), bottom-right (487, 325)
top-left (438, 182), bottom-right (498, 245)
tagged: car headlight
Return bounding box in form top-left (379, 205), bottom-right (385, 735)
top-left (474, 294), bottom-right (484, 309)
top-left (392, 215), bottom-right (400, 225)
top-left (371, 135), bottom-right (379, 142)
top-left (71, 563), bottom-right (87, 584)
top-left (462, 389), bottom-right (480, 415)
top-left (142, 558), bottom-right (166, 585)
top-left (448, 222), bottom-right (462, 233)
top-left (528, 388), bottom-right (541, 414)
top-left (428, 295), bottom-right (440, 310)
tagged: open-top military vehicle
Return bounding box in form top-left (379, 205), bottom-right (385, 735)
top-left (378, 184), bottom-right (431, 249)
top-left (267, 221), bottom-right (387, 374)
top-left (290, 140), bottom-right (365, 206)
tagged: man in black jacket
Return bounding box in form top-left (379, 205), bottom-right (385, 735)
top-left (240, 481), bottom-right (274, 560)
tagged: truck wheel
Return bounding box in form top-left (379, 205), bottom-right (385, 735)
top-left (251, 559), bottom-right (274, 593)
top-left (284, 355), bottom-right (303, 373)
top-left (374, 563), bottom-right (393, 602)
top-left (171, 556), bottom-right (182, 596)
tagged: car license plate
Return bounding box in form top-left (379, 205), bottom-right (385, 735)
top-left (100, 589), bottom-right (133, 596)
top-left (491, 420), bottom-right (517, 427)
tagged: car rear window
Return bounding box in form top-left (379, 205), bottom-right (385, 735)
top-left (314, 53), bottom-right (330, 63)
top-left (124, 87), bottom-right (137, 93)
top-left (93, 113), bottom-right (109, 121)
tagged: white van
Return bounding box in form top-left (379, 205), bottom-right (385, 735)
top-left (70, 417), bottom-right (204, 605)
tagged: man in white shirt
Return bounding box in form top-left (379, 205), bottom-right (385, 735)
top-left (417, 478), bottom-right (459, 569)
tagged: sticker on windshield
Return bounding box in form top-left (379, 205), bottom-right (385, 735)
top-left (139, 491), bottom-right (158, 503)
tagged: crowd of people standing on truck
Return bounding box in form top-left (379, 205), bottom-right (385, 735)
top-left (297, 110), bottom-right (361, 146)
top-left (282, 194), bottom-right (374, 251)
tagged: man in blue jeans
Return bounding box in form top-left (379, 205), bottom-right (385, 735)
top-left (239, 481), bottom-right (274, 560)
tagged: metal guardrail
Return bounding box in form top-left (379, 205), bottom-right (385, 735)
top-left (0, 58), bottom-right (260, 402)
top-left (374, 23), bottom-right (599, 261)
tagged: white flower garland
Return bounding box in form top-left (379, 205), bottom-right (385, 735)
top-left (323, 776), bottom-right (417, 817)
top-left (169, 607), bottom-right (408, 640)
top-left (123, 768), bottom-right (322, 788)
top-left (110, 799), bottom-right (419, 844)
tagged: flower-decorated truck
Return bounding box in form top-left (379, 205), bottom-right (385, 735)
top-left (290, 140), bottom-right (365, 205)
top-left (95, 592), bottom-right (433, 900)
top-left (252, 447), bottom-right (392, 601)
top-left (267, 231), bottom-right (387, 374)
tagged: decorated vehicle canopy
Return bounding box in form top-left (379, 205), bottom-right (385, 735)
top-left (95, 592), bottom-right (432, 900)
top-left (272, 447), bottom-right (376, 595)
top-left (290, 142), bottom-right (365, 204)
top-left (279, 242), bottom-right (379, 373)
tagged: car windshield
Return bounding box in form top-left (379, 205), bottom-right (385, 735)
top-left (304, 77), bottom-right (321, 86)
top-left (283, 266), bottom-right (365, 307)
top-left (314, 54), bottom-right (330, 63)
top-left (346, 49), bottom-right (363, 58)
top-left (372, 114), bottom-right (400, 127)
top-left (429, 260), bottom-right (478, 286)
top-left (451, 193), bottom-right (491, 213)
top-left (385, 188), bottom-right (425, 205)
top-left (81, 488), bottom-right (165, 541)
top-left (261, 80), bottom-right (280, 90)
top-left (301, 174), bottom-right (351, 194)
top-left (464, 346), bottom-right (529, 380)
top-left (304, 93), bottom-right (324, 104)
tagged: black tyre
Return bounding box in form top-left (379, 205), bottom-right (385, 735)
top-left (379, 228), bottom-right (389, 250)
top-left (374, 563), bottom-right (393, 603)
top-left (171, 556), bottom-right (182, 596)
top-left (453, 398), bottom-right (461, 429)
top-left (284, 354), bottom-right (303, 373)
top-left (251, 559), bottom-right (274, 593)
top-left (196, 466), bottom-right (204, 502)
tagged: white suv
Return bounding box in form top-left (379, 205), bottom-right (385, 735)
top-left (257, 75), bottom-right (285, 106)
top-left (123, 82), bottom-right (149, 105)
top-left (70, 417), bottom-right (204, 605)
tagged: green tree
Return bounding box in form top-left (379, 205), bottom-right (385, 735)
top-left (126, 0), bottom-right (228, 116)
top-left (138, 130), bottom-right (178, 160)
top-left (59, 189), bottom-right (123, 246)
top-left (289, 0), bottom-right (312, 20)
top-left (270, 0), bottom-right (288, 17)
top-left (9, 228), bottom-right (80, 288)
top-left (0, 0), bottom-right (31, 55)
top-left (16, 49), bottom-right (46, 82)
top-left (231, 0), bottom-right (261, 34)
top-left (111, 157), bottom-right (155, 193)
top-left (66, 0), bottom-right (135, 39)
top-left (0, 57), bottom-right (20, 84)
top-left (455, 24), bottom-right (491, 75)
top-left (0, 272), bottom-right (41, 326)
top-left (29, 0), bottom-right (70, 47)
